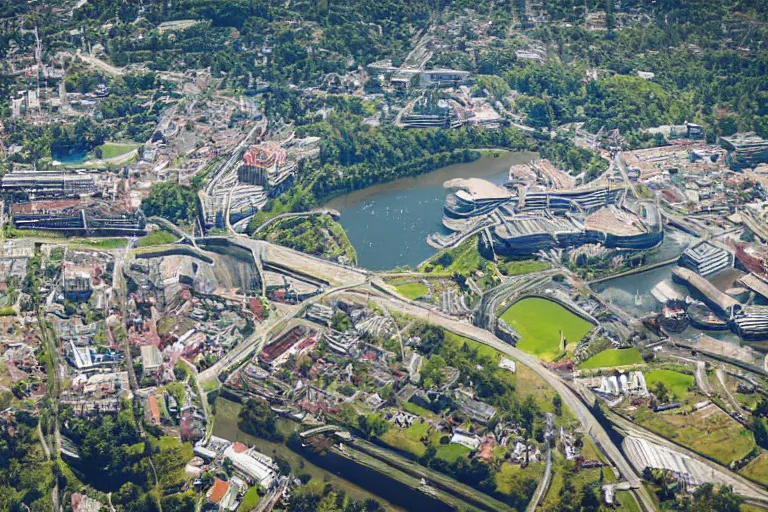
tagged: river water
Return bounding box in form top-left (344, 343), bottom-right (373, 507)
top-left (326, 151), bottom-right (538, 270)
top-left (213, 397), bottom-right (453, 512)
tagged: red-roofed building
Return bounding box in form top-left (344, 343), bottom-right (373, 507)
top-left (207, 478), bottom-right (230, 504)
top-left (231, 442), bottom-right (248, 454)
top-left (147, 395), bottom-right (160, 424)
top-left (249, 298), bottom-right (263, 321)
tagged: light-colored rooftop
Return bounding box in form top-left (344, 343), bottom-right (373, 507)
top-left (444, 178), bottom-right (512, 200)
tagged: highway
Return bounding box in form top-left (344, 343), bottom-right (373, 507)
top-left (198, 276), bottom-right (370, 384)
top-left (190, 251), bottom-right (658, 507)
top-left (351, 282), bottom-right (657, 512)
top-left (124, 227), bottom-right (762, 510)
top-left (614, 152), bottom-right (639, 198)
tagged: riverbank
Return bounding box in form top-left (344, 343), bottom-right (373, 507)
top-left (213, 397), bottom-right (488, 511)
top-left (214, 397), bottom-right (404, 509)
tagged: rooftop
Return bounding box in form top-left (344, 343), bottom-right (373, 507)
top-left (444, 178), bottom-right (512, 200)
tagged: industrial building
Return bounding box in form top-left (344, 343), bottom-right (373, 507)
top-left (12, 208), bottom-right (146, 236)
top-left (1, 171), bottom-right (96, 197)
top-left (222, 443), bottom-right (278, 488)
top-left (400, 93), bottom-right (461, 129)
top-left (731, 304), bottom-right (768, 341)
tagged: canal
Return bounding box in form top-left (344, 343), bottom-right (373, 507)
top-left (325, 151), bottom-right (538, 270)
top-left (213, 397), bottom-right (453, 512)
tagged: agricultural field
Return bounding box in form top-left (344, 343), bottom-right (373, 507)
top-left (740, 452), bottom-right (768, 487)
top-left (645, 369), bottom-right (695, 401)
top-left (578, 348), bottom-right (644, 369)
top-left (500, 297), bottom-right (593, 361)
top-left (632, 405), bottom-right (755, 465)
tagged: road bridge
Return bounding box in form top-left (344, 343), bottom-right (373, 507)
top-left (300, 425), bottom-right (342, 438)
top-left (587, 255), bottom-right (680, 286)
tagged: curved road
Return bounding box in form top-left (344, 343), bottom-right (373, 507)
top-left (250, 208), bottom-right (341, 235)
top-left (355, 282), bottom-right (657, 512)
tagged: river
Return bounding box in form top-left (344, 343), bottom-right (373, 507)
top-left (213, 397), bottom-right (453, 512)
top-left (325, 151), bottom-right (538, 270)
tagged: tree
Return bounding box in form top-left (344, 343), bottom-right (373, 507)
top-left (331, 311), bottom-right (353, 331)
top-left (553, 393), bottom-right (562, 416)
top-left (421, 354), bottom-right (447, 388)
top-left (753, 418), bottom-right (768, 450)
top-left (689, 483), bottom-right (742, 512)
top-left (140, 182), bottom-right (200, 224)
top-left (357, 414), bottom-right (389, 439)
top-left (652, 381), bottom-right (670, 404)
top-left (238, 398), bottom-right (282, 441)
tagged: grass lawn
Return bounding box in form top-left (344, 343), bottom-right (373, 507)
top-left (405, 421), bottom-right (431, 441)
top-left (96, 142), bottom-right (140, 159)
top-left (500, 259), bottom-right (550, 276)
top-left (435, 443), bottom-right (471, 462)
top-left (494, 462), bottom-right (543, 496)
top-left (380, 421), bottom-right (436, 457)
top-left (645, 369), bottom-right (694, 401)
top-left (240, 486), bottom-right (261, 511)
top-left (500, 297), bottom-right (593, 361)
top-left (578, 348), bottom-right (644, 369)
top-left (5, 227), bottom-right (63, 239)
top-left (445, 331), bottom-right (500, 363)
top-left (137, 230), bottom-right (179, 248)
top-left (633, 406), bottom-right (754, 465)
top-left (69, 237), bottom-right (129, 249)
top-left (396, 282), bottom-right (429, 300)
top-left (616, 491), bottom-right (642, 512)
top-left (418, 236), bottom-right (483, 275)
top-left (740, 451), bottom-right (768, 487)
top-left (402, 401), bottom-right (436, 418)
top-left (444, 331), bottom-right (574, 422)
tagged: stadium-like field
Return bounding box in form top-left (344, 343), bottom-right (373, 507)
top-left (500, 297), bottom-right (593, 361)
top-left (396, 282), bottom-right (429, 299)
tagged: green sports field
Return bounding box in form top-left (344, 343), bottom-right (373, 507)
top-left (396, 282), bottom-right (428, 299)
top-left (500, 297), bottom-right (593, 361)
top-left (578, 348), bottom-right (644, 369)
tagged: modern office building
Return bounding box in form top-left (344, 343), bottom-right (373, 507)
top-left (680, 242), bottom-right (733, 277)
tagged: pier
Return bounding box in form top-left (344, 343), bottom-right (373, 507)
top-left (671, 266), bottom-right (738, 315)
